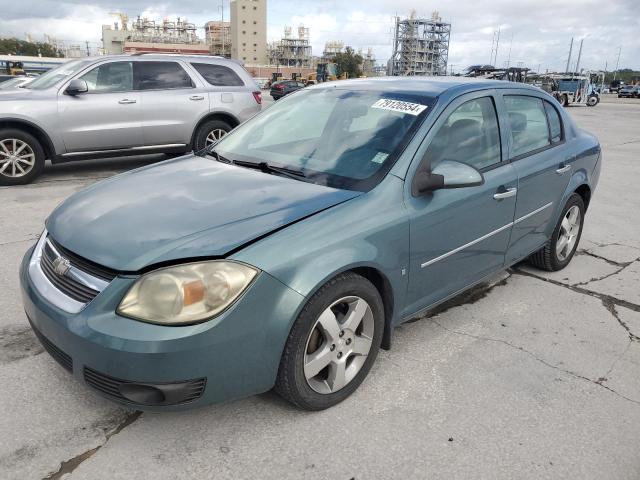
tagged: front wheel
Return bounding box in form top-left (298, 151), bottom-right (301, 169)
top-left (528, 193), bottom-right (585, 271)
top-left (193, 119), bottom-right (233, 152)
top-left (587, 95), bottom-right (598, 106)
top-left (0, 129), bottom-right (45, 186)
top-left (275, 272), bottom-right (384, 410)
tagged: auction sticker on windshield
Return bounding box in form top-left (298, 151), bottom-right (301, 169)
top-left (371, 99), bottom-right (427, 116)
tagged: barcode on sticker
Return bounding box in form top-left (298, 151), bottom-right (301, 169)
top-left (371, 99), bottom-right (427, 116)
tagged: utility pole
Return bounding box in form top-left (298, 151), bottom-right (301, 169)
top-left (612, 46), bottom-right (621, 81)
top-left (506, 32), bottom-right (514, 68)
top-left (85, 40), bottom-right (90, 57)
top-left (574, 38), bottom-right (583, 76)
top-left (565, 37), bottom-right (573, 74)
top-left (491, 27), bottom-right (501, 66)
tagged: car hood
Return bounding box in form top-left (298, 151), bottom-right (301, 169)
top-left (46, 155), bottom-right (361, 272)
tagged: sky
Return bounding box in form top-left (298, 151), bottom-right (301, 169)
top-left (1, 0), bottom-right (638, 73)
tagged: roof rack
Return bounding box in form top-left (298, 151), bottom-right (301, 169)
top-left (129, 52), bottom-right (225, 58)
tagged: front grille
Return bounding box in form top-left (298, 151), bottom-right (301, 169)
top-left (40, 242), bottom-right (100, 303)
top-left (84, 367), bottom-right (207, 406)
top-left (29, 319), bottom-right (73, 373)
top-left (47, 238), bottom-right (118, 282)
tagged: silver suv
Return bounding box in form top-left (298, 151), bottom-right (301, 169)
top-left (0, 54), bottom-right (262, 185)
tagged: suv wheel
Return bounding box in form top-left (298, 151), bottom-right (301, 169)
top-left (0, 129), bottom-right (45, 186)
top-left (193, 120), bottom-right (233, 152)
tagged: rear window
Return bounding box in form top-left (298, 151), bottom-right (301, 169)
top-left (505, 96), bottom-right (551, 158)
top-left (191, 63), bottom-right (244, 87)
top-left (543, 101), bottom-right (563, 144)
top-left (133, 62), bottom-right (194, 90)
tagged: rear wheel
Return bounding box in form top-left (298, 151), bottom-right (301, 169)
top-left (193, 119), bottom-right (233, 152)
top-left (0, 129), bottom-right (45, 186)
top-left (587, 95), bottom-right (598, 107)
top-left (275, 272), bottom-right (384, 410)
top-left (559, 94), bottom-right (569, 107)
top-left (529, 193), bottom-right (585, 271)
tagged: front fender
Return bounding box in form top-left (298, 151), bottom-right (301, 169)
top-left (231, 175), bottom-right (410, 326)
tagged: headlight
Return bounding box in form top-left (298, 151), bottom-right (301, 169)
top-left (117, 261), bottom-right (259, 325)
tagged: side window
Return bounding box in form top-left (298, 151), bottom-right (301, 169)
top-left (543, 100), bottom-right (562, 144)
top-left (191, 63), bottom-right (244, 87)
top-left (134, 62), bottom-right (194, 90)
top-left (424, 96), bottom-right (501, 171)
top-left (80, 62), bottom-right (132, 93)
top-left (504, 96), bottom-right (551, 157)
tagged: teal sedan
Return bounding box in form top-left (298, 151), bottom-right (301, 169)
top-left (21, 77), bottom-right (601, 410)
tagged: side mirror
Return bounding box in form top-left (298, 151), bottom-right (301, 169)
top-left (65, 79), bottom-right (88, 96)
top-left (412, 160), bottom-right (484, 196)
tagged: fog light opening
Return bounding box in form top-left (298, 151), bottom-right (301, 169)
top-left (119, 383), bottom-right (166, 405)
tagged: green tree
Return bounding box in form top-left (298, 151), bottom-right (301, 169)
top-left (0, 38), bottom-right (63, 57)
top-left (334, 46), bottom-right (363, 79)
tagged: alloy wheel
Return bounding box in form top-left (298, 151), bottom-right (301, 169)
top-left (0, 139), bottom-right (35, 178)
top-left (304, 296), bottom-right (375, 394)
top-left (205, 129), bottom-right (227, 147)
top-left (556, 205), bottom-right (581, 261)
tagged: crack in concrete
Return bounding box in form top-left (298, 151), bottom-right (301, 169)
top-left (512, 268), bottom-right (640, 341)
top-left (430, 319), bottom-right (640, 407)
top-left (42, 411), bottom-right (141, 480)
top-left (0, 235), bottom-right (39, 247)
top-left (576, 249), bottom-right (634, 268)
top-left (599, 339), bottom-right (633, 385)
top-left (572, 265), bottom-right (628, 287)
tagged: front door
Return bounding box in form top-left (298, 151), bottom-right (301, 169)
top-left (499, 93), bottom-right (574, 264)
top-left (404, 92), bottom-right (517, 317)
top-left (58, 61), bottom-right (142, 152)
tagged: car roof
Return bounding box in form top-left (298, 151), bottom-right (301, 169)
top-left (82, 54), bottom-right (243, 67)
top-left (307, 76), bottom-right (542, 98)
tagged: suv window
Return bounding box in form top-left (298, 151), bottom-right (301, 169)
top-left (191, 63), bottom-right (244, 87)
top-left (80, 62), bottom-right (133, 93)
top-left (133, 62), bottom-right (194, 90)
top-left (543, 100), bottom-right (562, 144)
top-left (424, 96), bottom-right (501, 171)
top-left (505, 96), bottom-right (551, 157)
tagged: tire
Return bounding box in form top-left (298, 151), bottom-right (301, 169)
top-left (559, 94), bottom-right (569, 107)
top-left (587, 95), bottom-right (598, 107)
top-left (0, 129), bottom-right (45, 186)
top-left (528, 193), bottom-right (585, 271)
top-left (193, 119), bottom-right (233, 152)
top-left (275, 272), bottom-right (384, 410)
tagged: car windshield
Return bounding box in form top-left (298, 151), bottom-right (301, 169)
top-left (24, 60), bottom-right (93, 90)
top-left (208, 88), bottom-right (433, 191)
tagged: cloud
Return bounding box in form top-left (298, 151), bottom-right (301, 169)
top-left (0, 0), bottom-right (638, 71)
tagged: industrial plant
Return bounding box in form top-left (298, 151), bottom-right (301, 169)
top-left (388, 11), bottom-right (451, 76)
top-left (268, 25), bottom-right (312, 68)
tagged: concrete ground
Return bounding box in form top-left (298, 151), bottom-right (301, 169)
top-left (1, 99), bottom-right (639, 480)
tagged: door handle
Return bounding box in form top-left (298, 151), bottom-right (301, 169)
top-left (493, 187), bottom-right (517, 200)
top-left (118, 99), bottom-right (136, 104)
top-left (189, 95), bottom-right (205, 101)
top-left (556, 164), bottom-right (572, 174)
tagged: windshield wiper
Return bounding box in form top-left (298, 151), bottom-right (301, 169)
top-left (233, 160), bottom-right (307, 179)
top-left (205, 147), bottom-right (232, 164)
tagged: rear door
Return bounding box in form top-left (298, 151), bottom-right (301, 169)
top-left (58, 60), bottom-right (142, 152)
top-left (404, 91), bottom-right (518, 316)
top-left (134, 60), bottom-right (209, 148)
top-left (499, 92), bottom-right (574, 264)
